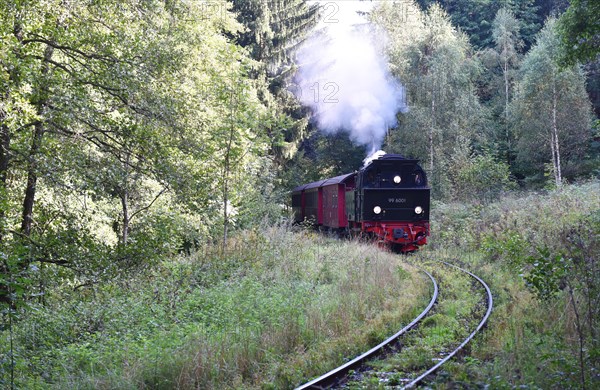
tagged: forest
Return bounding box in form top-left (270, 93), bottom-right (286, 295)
top-left (1, 0), bottom-right (598, 388)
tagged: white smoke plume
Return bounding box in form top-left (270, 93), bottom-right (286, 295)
top-left (293, 1), bottom-right (406, 156)
top-left (363, 149), bottom-right (387, 167)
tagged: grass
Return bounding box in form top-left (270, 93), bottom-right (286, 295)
top-left (3, 181), bottom-right (598, 389)
top-left (423, 181), bottom-right (600, 389)
top-left (0, 224), bottom-right (429, 389)
top-left (342, 181), bottom-right (600, 389)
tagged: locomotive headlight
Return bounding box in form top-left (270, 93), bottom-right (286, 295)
top-left (373, 206), bottom-right (382, 215)
top-left (414, 206), bottom-right (423, 215)
top-left (393, 175), bottom-right (402, 184)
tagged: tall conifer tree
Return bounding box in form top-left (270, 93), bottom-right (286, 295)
top-left (231, 0), bottom-right (319, 160)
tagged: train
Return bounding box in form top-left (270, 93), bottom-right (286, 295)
top-left (291, 154), bottom-right (430, 252)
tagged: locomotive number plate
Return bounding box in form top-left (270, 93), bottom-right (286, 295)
top-left (388, 198), bottom-right (407, 204)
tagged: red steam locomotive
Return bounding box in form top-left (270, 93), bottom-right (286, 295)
top-left (292, 154), bottom-right (430, 252)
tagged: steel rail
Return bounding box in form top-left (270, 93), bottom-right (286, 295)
top-left (296, 269), bottom-right (438, 390)
top-left (403, 261), bottom-right (493, 389)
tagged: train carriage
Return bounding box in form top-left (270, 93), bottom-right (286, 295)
top-left (321, 173), bottom-right (354, 229)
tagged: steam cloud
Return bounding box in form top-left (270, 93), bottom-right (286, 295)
top-left (293, 2), bottom-right (406, 156)
top-left (363, 149), bottom-right (387, 167)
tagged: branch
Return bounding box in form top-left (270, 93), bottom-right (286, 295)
top-left (74, 281), bottom-right (95, 290)
top-left (9, 229), bottom-right (42, 247)
top-left (129, 186), bottom-right (169, 222)
top-left (30, 55), bottom-right (76, 75)
top-left (74, 80), bottom-right (159, 120)
top-left (47, 119), bottom-right (127, 152)
top-left (21, 36), bottom-right (121, 63)
top-left (78, 79), bottom-right (125, 94)
top-left (37, 258), bottom-right (72, 267)
top-left (14, 122), bottom-right (38, 133)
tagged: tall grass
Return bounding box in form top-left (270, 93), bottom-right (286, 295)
top-left (0, 223), bottom-right (428, 389)
top-left (427, 181), bottom-right (600, 388)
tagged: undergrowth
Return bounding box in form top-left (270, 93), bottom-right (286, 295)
top-left (3, 182), bottom-right (598, 389)
top-left (426, 181), bottom-right (600, 389)
top-left (0, 223), bottom-right (428, 389)
top-left (344, 182), bottom-right (599, 389)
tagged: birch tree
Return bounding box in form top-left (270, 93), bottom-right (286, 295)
top-left (480, 8), bottom-right (523, 167)
top-left (373, 2), bottom-right (489, 198)
top-left (512, 19), bottom-right (593, 187)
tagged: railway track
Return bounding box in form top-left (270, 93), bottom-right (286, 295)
top-left (403, 261), bottom-right (493, 388)
top-left (295, 260), bottom-right (493, 389)
top-left (296, 269), bottom-right (439, 390)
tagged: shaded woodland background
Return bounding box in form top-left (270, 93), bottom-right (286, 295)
top-left (0, 0), bottom-right (598, 341)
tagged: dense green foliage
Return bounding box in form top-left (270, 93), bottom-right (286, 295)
top-left (557, 0), bottom-right (600, 66)
top-left (0, 0), bottom-right (307, 308)
top-left (414, 0), bottom-right (564, 49)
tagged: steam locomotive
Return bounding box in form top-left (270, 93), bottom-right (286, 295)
top-left (292, 154), bottom-right (430, 252)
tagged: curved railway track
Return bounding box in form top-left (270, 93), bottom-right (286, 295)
top-left (296, 269), bottom-right (439, 390)
top-left (295, 260), bottom-right (493, 389)
top-left (403, 261), bottom-right (493, 389)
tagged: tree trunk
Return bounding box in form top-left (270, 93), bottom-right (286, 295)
top-left (429, 80), bottom-right (435, 174)
top-left (222, 126), bottom-right (233, 254)
top-left (568, 282), bottom-right (587, 389)
top-left (504, 54), bottom-right (511, 167)
top-left (120, 153), bottom-right (130, 245)
top-left (221, 84), bottom-right (240, 254)
top-left (0, 21), bottom-right (21, 307)
top-left (586, 254), bottom-right (597, 344)
top-left (0, 117), bottom-right (10, 307)
top-left (121, 190), bottom-right (129, 245)
top-left (20, 122), bottom-right (44, 236)
top-left (222, 171), bottom-right (228, 254)
top-left (21, 44), bottom-right (54, 236)
top-left (0, 122), bottom-right (9, 186)
top-left (12, 43), bottom-right (55, 308)
top-left (0, 117), bottom-right (10, 238)
top-left (552, 78), bottom-right (562, 187)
